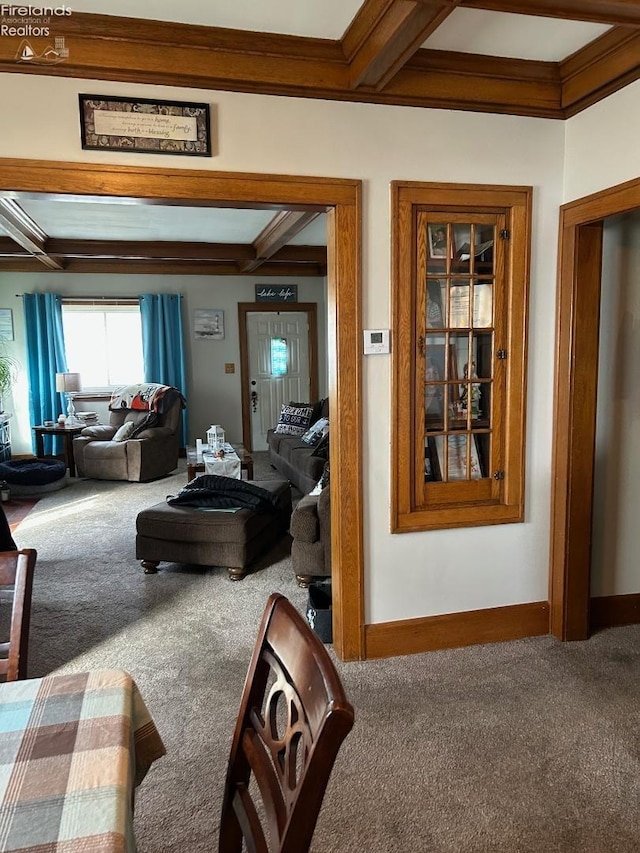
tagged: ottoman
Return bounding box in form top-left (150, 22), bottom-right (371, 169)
top-left (135, 479), bottom-right (292, 580)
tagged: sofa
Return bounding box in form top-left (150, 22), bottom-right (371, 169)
top-left (290, 481), bottom-right (331, 587)
top-left (266, 398), bottom-right (329, 495)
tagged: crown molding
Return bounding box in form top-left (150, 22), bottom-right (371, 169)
top-left (0, 11), bottom-right (636, 118)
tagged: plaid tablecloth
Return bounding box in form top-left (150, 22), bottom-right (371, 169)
top-left (0, 669), bottom-right (166, 852)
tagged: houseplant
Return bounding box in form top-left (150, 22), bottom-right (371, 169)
top-left (0, 352), bottom-right (17, 414)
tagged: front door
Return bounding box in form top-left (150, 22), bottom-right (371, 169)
top-left (246, 311), bottom-right (311, 451)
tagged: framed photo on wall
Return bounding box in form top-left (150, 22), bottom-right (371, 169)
top-left (194, 309), bottom-right (224, 340)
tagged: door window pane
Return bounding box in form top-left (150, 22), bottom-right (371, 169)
top-left (270, 337), bottom-right (288, 376)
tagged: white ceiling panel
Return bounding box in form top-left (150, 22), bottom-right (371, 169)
top-left (72, 0), bottom-right (364, 40)
top-left (423, 9), bottom-right (611, 62)
top-left (288, 215), bottom-right (326, 246)
top-left (19, 199), bottom-right (279, 244)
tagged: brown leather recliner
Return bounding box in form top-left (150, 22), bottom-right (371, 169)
top-left (289, 483), bottom-right (331, 587)
top-left (73, 398), bottom-right (182, 482)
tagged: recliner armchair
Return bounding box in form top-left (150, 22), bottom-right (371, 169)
top-left (73, 384), bottom-right (184, 482)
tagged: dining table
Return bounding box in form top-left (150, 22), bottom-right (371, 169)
top-left (0, 669), bottom-right (165, 852)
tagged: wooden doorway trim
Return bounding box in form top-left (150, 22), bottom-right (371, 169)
top-left (238, 302), bottom-right (319, 452)
top-left (0, 158), bottom-right (364, 661)
top-left (550, 175), bottom-right (640, 641)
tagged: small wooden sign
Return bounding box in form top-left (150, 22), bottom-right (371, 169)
top-left (255, 285), bottom-right (298, 302)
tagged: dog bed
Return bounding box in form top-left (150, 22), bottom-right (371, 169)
top-left (0, 459), bottom-right (68, 496)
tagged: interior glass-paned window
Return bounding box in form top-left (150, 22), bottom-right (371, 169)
top-left (270, 337), bottom-right (288, 376)
top-left (393, 182), bottom-right (531, 531)
top-left (62, 303), bottom-right (144, 389)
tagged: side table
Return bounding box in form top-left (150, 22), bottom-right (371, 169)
top-left (32, 424), bottom-right (85, 478)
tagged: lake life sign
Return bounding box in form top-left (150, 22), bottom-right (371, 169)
top-left (255, 285), bottom-right (298, 302)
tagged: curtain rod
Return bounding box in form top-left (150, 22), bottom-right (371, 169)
top-left (15, 294), bottom-right (183, 300)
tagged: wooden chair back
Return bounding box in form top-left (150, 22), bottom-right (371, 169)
top-left (219, 593), bottom-right (354, 853)
top-left (0, 549), bottom-right (37, 681)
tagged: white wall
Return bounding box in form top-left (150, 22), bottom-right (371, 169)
top-left (564, 79), bottom-right (640, 202)
top-left (591, 213), bottom-right (640, 597)
top-left (0, 272), bottom-right (328, 455)
top-left (0, 73), bottom-right (569, 624)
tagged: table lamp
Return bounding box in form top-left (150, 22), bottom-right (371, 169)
top-left (55, 372), bottom-right (82, 426)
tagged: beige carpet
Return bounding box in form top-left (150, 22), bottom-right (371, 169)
top-left (11, 461), bottom-right (640, 852)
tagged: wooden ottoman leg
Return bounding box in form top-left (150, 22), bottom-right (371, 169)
top-left (227, 566), bottom-right (246, 582)
top-left (141, 560), bottom-right (159, 574)
top-left (296, 573), bottom-right (314, 588)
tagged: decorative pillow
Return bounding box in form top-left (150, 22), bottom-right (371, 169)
top-left (112, 421), bottom-right (136, 442)
top-left (289, 400), bottom-right (323, 424)
top-left (300, 417), bottom-right (329, 446)
top-left (274, 404), bottom-right (313, 436)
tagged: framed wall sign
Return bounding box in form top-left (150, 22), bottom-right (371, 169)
top-left (255, 285), bottom-right (298, 302)
top-left (79, 95), bottom-right (211, 156)
top-left (0, 310), bottom-right (13, 341)
top-left (194, 309), bottom-right (224, 340)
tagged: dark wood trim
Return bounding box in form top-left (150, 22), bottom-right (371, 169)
top-left (0, 11), bottom-right (635, 119)
top-left (590, 594), bottom-right (640, 629)
top-left (364, 601), bottom-right (549, 659)
top-left (550, 176), bottom-right (640, 642)
top-left (237, 302), bottom-right (320, 453)
top-left (0, 157), bottom-right (363, 663)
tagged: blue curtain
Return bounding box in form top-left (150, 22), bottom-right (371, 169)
top-left (22, 293), bottom-right (68, 454)
top-left (139, 293), bottom-right (187, 445)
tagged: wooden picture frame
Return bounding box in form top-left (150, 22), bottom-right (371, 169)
top-left (79, 94), bottom-right (211, 156)
top-left (427, 223), bottom-right (449, 259)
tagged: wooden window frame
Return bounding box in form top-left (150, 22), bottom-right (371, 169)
top-left (391, 181), bottom-right (532, 532)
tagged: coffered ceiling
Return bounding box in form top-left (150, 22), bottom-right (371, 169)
top-left (0, 0), bottom-right (638, 276)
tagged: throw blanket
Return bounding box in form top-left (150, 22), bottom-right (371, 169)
top-left (167, 475), bottom-right (281, 512)
top-left (109, 383), bottom-right (186, 414)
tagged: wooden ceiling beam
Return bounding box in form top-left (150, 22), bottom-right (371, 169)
top-left (241, 211), bottom-right (321, 273)
top-left (0, 258), bottom-right (326, 276)
top-left (343, 0), bottom-right (462, 90)
top-left (0, 200), bottom-right (63, 270)
top-left (0, 237), bottom-right (28, 256)
top-left (0, 12), bottom-right (565, 117)
top-left (459, 0), bottom-right (640, 26)
top-left (560, 26), bottom-right (640, 114)
top-left (0, 11), bottom-right (635, 120)
top-left (45, 239), bottom-right (256, 262)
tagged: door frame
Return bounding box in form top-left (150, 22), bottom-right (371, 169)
top-left (238, 302), bottom-right (319, 452)
top-left (550, 175), bottom-right (640, 640)
top-left (0, 157), bottom-right (364, 661)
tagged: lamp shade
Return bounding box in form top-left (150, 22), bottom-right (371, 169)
top-left (55, 372), bottom-right (81, 394)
